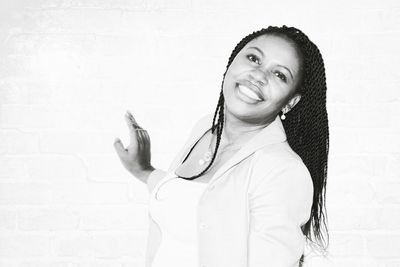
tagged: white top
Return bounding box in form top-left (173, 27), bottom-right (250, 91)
top-left (146, 114), bottom-right (314, 266)
top-left (149, 173), bottom-right (208, 267)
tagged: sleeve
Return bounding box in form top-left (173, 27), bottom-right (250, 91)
top-left (145, 212), bottom-right (162, 267)
top-left (147, 168), bottom-right (168, 194)
top-left (248, 159), bottom-right (314, 267)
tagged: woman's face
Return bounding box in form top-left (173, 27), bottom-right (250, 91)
top-left (222, 34), bottom-right (302, 124)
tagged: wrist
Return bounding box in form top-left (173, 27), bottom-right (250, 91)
top-left (133, 165), bottom-right (155, 181)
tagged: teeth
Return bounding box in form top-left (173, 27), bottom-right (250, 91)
top-left (238, 84), bottom-right (262, 101)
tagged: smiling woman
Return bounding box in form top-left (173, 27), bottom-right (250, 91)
top-left (223, 34), bottom-right (302, 125)
top-left (114, 25), bottom-right (329, 267)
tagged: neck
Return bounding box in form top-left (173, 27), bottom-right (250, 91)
top-left (216, 105), bottom-right (276, 147)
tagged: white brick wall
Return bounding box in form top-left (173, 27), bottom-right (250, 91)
top-left (0, 0), bottom-right (399, 266)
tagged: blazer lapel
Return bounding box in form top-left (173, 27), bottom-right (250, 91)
top-left (209, 114), bottom-right (287, 184)
top-left (168, 113), bottom-right (287, 184)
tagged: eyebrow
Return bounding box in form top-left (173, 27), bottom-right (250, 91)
top-left (247, 46), bottom-right (294, 80)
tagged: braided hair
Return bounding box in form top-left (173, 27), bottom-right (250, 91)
top-left (177, 25), bottom-right (329, 265)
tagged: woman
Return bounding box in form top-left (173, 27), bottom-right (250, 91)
top-left (114, 25), bottom-right (329, 267)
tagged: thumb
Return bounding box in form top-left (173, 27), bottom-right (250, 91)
top-left (113, 137), bottom-right (127, 158)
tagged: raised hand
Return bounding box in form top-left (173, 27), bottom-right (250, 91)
top-left (114, 110), bottom-right (155, 181)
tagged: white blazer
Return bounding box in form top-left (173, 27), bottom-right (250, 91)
top-left (146, 113), bottom-right (314, 267)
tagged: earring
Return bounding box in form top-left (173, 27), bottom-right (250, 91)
top-left (280, 107), bottom-right (289, 120)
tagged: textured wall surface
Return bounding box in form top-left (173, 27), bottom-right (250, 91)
top-left (0, 0), bottom-right (399, 266)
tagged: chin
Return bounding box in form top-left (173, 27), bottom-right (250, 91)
top-left (224, 100), bottom-right (260, 120)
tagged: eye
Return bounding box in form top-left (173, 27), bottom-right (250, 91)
top-left (247, 54), bottom-right (260, 65)
top-left (274, 71), bottom-right (287, 82)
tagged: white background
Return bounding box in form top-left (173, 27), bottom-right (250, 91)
top-left (0, 0), bottom-right (399, 266)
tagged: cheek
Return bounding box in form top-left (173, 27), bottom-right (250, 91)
top-left (226, 58), bottom-right (250, 76)
top-left (264, 79), bottom-right (286, 97)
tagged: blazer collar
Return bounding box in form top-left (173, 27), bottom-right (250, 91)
top-left (171, 113), bottom-right (287, 185)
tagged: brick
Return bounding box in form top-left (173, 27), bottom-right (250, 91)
top-left (80, 154), bottom-right (131, 182)
top-left (0, 233), bottom-right (50, 258)
top-left (18, 261), bottom-right (80, 267)
top-left (0, 105), bottom-right (63, 129)
top-left (0, 79), bottom-right (52, 105)
top-left (146, 0), bottom-right (191, 10)
top-left (0, 130), bottom-right (40, 154)
top-left (304, 257), bottom-right (380, 267)
top-left (0, 183), bottom-right (52, 205)
top-left (375, 182), bottom-right (400, 204)
top-left (328, 79), bottom-right (400, 104)
top-left (29, 8), bottom-right (146, 35)
top-left (366, 234), bottom-right (400, 258)
top-left (332, 58), bottom-right (400, 82)
top-left (381, 261), bottom-right (400, 267)
top-left (55, 79), bottom-right (135, 105)
top-left (328, 207), bottom-right (379, 231)
top-left (328, 154), bottom-right (387, 178)
top-left (0, 209), bottom-right (17, 230)
top-left (0, 261), bottom-right (18, 267)
top-left (0, 156), bottom-right (28, 180)
top-left (1, 33), bottom-right (42, 57)
top-left (327, 232), bottom-right (365, 257)
top-left (328, 103), bottom-right (399, 129)
top-left (326, 178), bottom-right (376, 206)
top-left (127, 180), bottom-right (150, 204)
top-left (79, 204), bottom-right (147, 231)
top-left (0, 55), bottom-right (32, 77)
top-left (39, 131), bottom-right (116, 154)
top-left (376, 207), bottom-right (400, 230)
top-left (307, 8), bottom-right (400, 34)
top-left (326, 32), bottom-right (400, 61)
top-left (121, 260), bottom-right (145, 267)
top-left (25, 154), bottom-right (86, 182)
top-left (50, 182), bottom-right (129, 204)
top-left (325, 0), bottom-right (400, 9)
top-left (92, 231), bottom-right (146, 258)
top-left (330, 128), bottom-right (400, 154)
top-left (87, 261), bottom-right (123, 267)
top-left (2, 103), bottom-right (153, 131)
top-left (385, 155), bottom-right (400, 181)
top-left (38, 0), bottom-right (146, 10)
top-left (53, 231), bottom-right (93, 257)
top-left (18, 207), bottom-right (79, 231)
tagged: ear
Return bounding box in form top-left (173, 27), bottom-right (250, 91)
top-left (284, 93), bottom-right (301, 111)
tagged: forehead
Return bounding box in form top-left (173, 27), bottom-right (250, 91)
top-left (241, 34), bottom-right (301, 70)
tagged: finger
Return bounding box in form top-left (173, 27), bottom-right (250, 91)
top-left (136, 129), bottom-right (145, 151)
top-left (127, 110), bottom-right (139, 125)
top-left (141, 129), bottom-right (151, 151)
top-left (126, 110), bottom-right (141, 129)
top-left (113, 137), bottom-right (127, 158)
top-left (125, 112), bottom-right (138, 132)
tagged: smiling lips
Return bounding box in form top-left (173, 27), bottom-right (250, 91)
top-left (236, 80), bottom-right (265, 102)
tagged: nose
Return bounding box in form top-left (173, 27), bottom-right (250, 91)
top-left (249, 70), bottom-right (267, 87)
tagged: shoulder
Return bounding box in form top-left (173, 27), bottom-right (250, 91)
top-left (257, 141), bottom-right (303, 162)
top-left (249, 141), bottom-right (312, 192)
